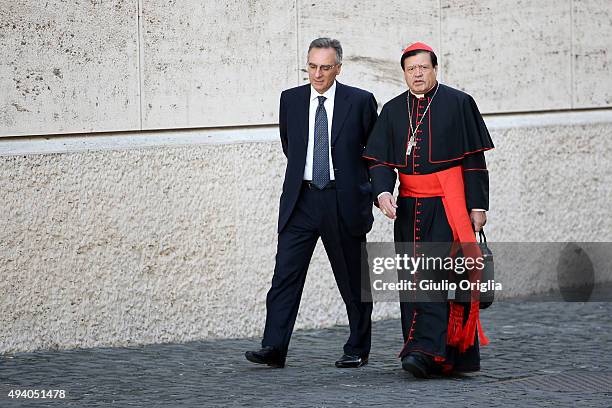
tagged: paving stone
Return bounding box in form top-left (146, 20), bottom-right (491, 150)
top-left (1, 301), bottom-right (611, 407)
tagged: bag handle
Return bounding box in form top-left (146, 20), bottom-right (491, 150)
top-left (477, 229), bottom-right (487, 243)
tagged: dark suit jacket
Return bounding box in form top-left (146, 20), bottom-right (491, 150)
top-left (277, 82), bottom-right (378, 236)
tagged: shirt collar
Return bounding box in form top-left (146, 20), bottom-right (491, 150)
top-left (310, 80), bottom-right (336, 102)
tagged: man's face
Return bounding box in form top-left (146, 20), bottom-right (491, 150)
top-left (307, 47), bottom-right (342, 94)
top-left (403, 52), bottom-right (438, 94)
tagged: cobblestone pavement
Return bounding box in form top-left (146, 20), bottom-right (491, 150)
top-left (1, 301), bottom-right (611, 407)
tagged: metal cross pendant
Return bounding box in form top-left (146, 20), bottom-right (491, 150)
top-left (406, 138), bottom-right (417, 156)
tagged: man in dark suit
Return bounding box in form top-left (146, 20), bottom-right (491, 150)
top-left (245, 38), bottom-right (378, 368)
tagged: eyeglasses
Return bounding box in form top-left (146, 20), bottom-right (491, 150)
top-left (307, 63), bottom-right (339, 72)
top-left (405, 64), bottom-right (433, 74)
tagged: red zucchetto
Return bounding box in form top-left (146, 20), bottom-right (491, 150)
top-left (401, 42), bottom-right (434, 54)
top-left (400, 42), bottom-right (435, 67)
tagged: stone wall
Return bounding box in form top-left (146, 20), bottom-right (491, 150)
top-left (1, 115), bottom-right (611, 353)
top-left (1, 1), bottom-right (611, 352)
top-left (1, 1), bottom-right (611, 136)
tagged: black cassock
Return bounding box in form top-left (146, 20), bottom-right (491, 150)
top-left (364, 82), bottom-right (494, 373)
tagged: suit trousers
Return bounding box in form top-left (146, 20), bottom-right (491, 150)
top-left (262, 184), bottom-right (372, 357)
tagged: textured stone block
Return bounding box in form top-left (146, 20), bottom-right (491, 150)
top-left (486, 122), bottom-right (612, 242)
top-left (0, 140), bottom-right (389, 352)
top-left (573, 0), bottom-right (612, 107)
top-left (441, 0), bottom-right (572, 113)
top-left (298, 0), bottom-right (439, 107)
top-left (0, 1), bottom-right (140, 136)
top-left (2, 118), bottom-right (612, 352)
top-left (141, 0), bottom-right (297, 129)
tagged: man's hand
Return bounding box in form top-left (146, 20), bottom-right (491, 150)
top-left (378, 192), bottom-right (397, 220)
top-left (470, 210), bottom-right (487, 232)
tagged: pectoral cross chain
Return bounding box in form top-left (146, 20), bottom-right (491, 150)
top-left (405, 83), bottom-right (440, 157)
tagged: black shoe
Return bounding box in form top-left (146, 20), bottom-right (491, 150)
top-left (245, 346), bottom-right (286, 368)
top-left (401, 352), bottom-right (434, 378)
top-left (335, 354), bottom-right (369, 368)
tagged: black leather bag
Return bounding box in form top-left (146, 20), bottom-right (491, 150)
top-left (478, 230), bottom-right (494, 309)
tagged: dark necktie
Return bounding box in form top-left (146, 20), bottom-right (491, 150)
top-left (312, 95), bottom-right (330, 189)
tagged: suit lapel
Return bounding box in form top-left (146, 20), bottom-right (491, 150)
top-left (331, 82), bottom-right (351, 146)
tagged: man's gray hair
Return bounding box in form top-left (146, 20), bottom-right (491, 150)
top-left (308, 37), bottom-right (343, 64)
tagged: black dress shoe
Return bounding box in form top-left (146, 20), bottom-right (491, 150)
top-left (335, 354), bottom-right (369, 368)
top-left (245, 346), bottom-right (286, 368)
top-left (401, 352), bottom-right (434, 378)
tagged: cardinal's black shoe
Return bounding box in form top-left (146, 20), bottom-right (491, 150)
top-left (245, 346), bottom-right (286, 368)
top-left (335, 354), bottom-right (369, 368)
top-left (401, 352), bottom-right (434, 378)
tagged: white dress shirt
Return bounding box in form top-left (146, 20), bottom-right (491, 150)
top-left (303, 81), bottom-right (336, 181)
